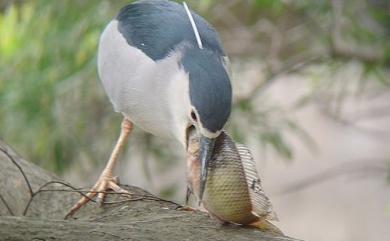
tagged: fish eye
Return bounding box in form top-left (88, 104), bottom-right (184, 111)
top-left (191, 111), bottom-right (197, 122)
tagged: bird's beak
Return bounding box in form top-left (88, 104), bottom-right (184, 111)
top-left (198, 135), bottom-right (215, 205)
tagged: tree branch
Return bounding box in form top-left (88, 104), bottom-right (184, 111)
top-left (0, 140), bottom-right (301, 241)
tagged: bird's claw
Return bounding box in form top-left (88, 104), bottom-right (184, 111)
top-left (65, 175), bottom-right (132, 218)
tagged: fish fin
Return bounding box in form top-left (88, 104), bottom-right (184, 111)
top-left (251, 210), bottom-right (279, 222)
top-left (269, 210), bottom-right (279, 221)
top-left (249, 219), bottom-right (284, 236)
top-left (236, 144), bottom-right (277, 219)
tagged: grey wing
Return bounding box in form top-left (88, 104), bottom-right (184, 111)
top-left (236, 144), bottom-right (278, 220)
top-left (116, 0), bottom-right (226, 61)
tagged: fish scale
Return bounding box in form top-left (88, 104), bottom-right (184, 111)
top-left (186, 130), bottom-right (282, 234)
top-left (204, 133), bottom-right (254, 223)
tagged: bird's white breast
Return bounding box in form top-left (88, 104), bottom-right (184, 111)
top-left (98, 20), bottom-right (191, 144)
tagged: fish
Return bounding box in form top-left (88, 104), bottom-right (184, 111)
top-left (186, 130), bottom-right (283, 235)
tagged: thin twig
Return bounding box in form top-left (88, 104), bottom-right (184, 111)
top-left (0, 193), bottom-right (14, 216)
top-left (102, 197), bottom-right (145, 204)
top-left (316, 99), bottom-right (390, 139)
top-left (22, 180), bottom-right (97, 216)
top-left (234, 55), bottom-right (327, 104)
top-left (0, 146), bottom-right (33, 197)
top-left (351, 105), bottom-right (390, 121)
top-left (34, 188), bottom-right (132, 198)
top-left (330, 0), bottom-right (384, 64)
top-left (276, 160), bottom-right (388, 195)
top-left (1, 145), bottom-right (180, 215)
top-left (22, 180), bottom-right (181, 215)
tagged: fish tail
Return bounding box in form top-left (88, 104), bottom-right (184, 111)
top-left (249, 219), bottom-right (284, 236)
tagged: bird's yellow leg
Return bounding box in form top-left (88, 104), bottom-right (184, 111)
top-left (175, 188), bottom-right (197, 211)
top-left (65, 118), bottom-right (133, 218)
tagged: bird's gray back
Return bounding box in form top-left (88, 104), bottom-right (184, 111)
top-left (98, 0), bottom-right (232, 141)
top-left (116, 0), bottom-right (225, 60)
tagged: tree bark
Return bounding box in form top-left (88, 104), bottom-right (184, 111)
top-left (0, 140), bottom-right (301, 241)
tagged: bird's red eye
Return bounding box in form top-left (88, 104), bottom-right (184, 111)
top-left (191, 111), bottom-right (197, 121)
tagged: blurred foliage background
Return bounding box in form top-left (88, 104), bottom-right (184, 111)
top-left (1, 0), bottom-right (387, 171)
top-left (0, 0), bottom-right (389, 239)
top-left (0, 0), bottom-right (389, 187)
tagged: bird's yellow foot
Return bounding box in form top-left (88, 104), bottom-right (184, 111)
top-left (65, 174), bottom-right (132, 219)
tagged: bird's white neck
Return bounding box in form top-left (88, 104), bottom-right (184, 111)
top-left (154, 54), bottom-right (192, 146)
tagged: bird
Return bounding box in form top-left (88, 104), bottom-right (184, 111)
top-left (66, 0), bottom-right (232, 217)
top-left (186, 129), bottom-right (283, 235)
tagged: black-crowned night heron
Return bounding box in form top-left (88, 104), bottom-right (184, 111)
top-left (68, 0), bottom-right (232, 216)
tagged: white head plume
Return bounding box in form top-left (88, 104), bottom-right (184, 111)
top-left (183, 2), bottom-right (203, 49)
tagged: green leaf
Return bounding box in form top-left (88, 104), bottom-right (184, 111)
top-left (255, 0), bottom-right (284, 15)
